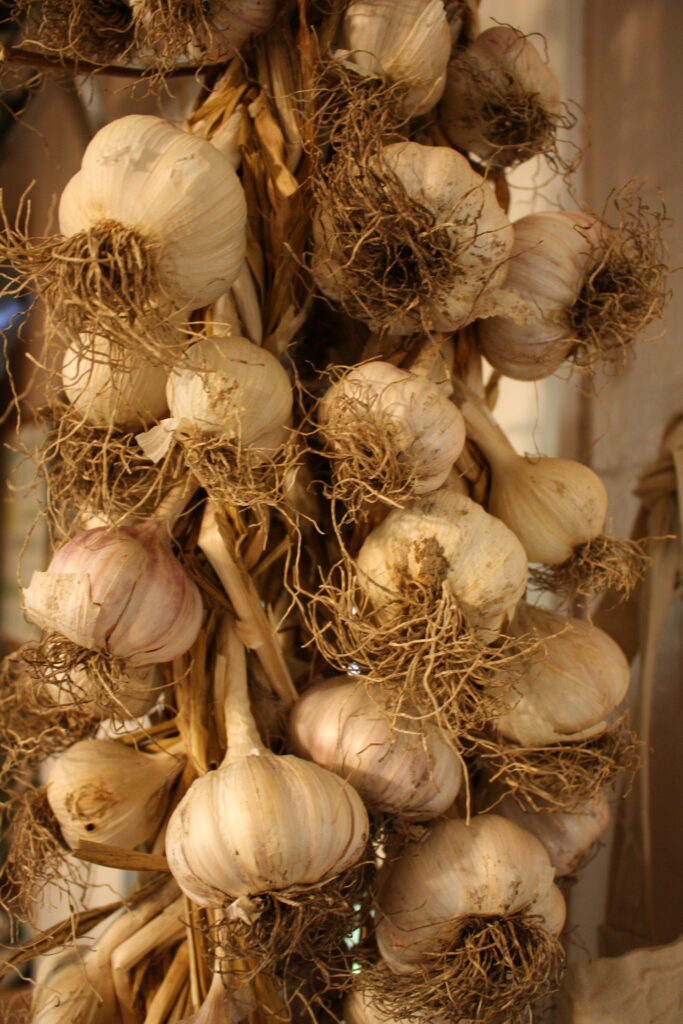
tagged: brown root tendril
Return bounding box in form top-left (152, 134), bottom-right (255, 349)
top-left (13, 0), bottom-right (134, 64)
top-left (359, 910), bottom-right (565, 1024)
top-left (131, 0), bottom-right (233, 71)
top-left (529, 534), bottom-right (649, 602)
top-left (303, 561), bottom-right (537, 750)
top-left (568, 184), bottom-right (670, 370)
top-left (477, 713), bottom-right (640, 813)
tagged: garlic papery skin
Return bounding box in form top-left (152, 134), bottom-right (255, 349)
top-left (58, 115), bottom-right (247, 312)
top-left (477, 211), bottom-right (605, 380)
top-left (345, 986), bottom-right (448, 1024)
top-left (179, 970), bottom-right (255, 1024)
top-left (166, 622), bottom-right (369, 907)
top-left (61, 333), bottom-right (169, 430)
top-left (440, 26), bottom-right (563, 168)
top-left (312, 142), bottom-right (524, 336)
top-left (461, 395), bottom-right (607, 565)
top-left (46, 738), bottom-right (183, 849)
top-left (496, 788), bottom-right (610, 877)
top-left (494, 603), bottom-right (630, 747)
top-left (375, 814), bottom-right (564, 973)
top-left (32, 945), bottom-right (116, 1024)
top-left (318, 361), bottom-right (466, 496)
top-left (355, 487), bottom-right (528, 638)
top-left (337, 0), bottom-right (451, 117)
top-left (23, 521), bottom-right (204, 666)
top-left (166, 335), bottom-right (292, 450)
top-left (288, 677), bottom-right (462, 820)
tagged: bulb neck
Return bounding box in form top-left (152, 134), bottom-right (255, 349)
top-left (218, 618), bottom-right (266, 762)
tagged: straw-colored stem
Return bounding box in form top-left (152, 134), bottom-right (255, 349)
top-left (111, 897), bottom-right (186, 1024)
top-left (198, 500), bottom-right (297, 706)
top-left (216, 617), bottom-right (265, 760)
top-left (143, 941), bottom-right (190, 1024)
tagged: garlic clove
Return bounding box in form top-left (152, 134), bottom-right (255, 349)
top-left (46, 738), bottom-right (183, 849)
top-left (356, 487), bottom-right (528, 638)
top-left (61, 332), bottom-right (170, 431)
top-left (494, 603), bottom-right (630, 746)
top-left (338, 0), bottom-right (452, 117)
top-left (288, 676), bottom-right (462, 820)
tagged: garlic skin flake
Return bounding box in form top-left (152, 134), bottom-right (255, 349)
top-left (338, 0), bottom-right (452, 117)
top-left (59, 115), bottom-right (247, 312)
top-left (61, 333), bottom-right (169, 430)
top-left (47, 739), bottom-right (183, 849)
top-left (440, 26), bottom-right (563, 168)
top-left (312, 142), bottom-right (524, 335)
top-left (318, 361), bottom-right (466, 495)
top-left (376, 814), bottom-right (564, 972)
top-left (496, 788), bottom-right (610, 877)
top-left (495, 603), bottom-right (630, 746)
top-left (356, 488), bottom-right (528, 637)
top-left (23, 522), bottom-right (204, 666)
top-left (478, 211), bottom-right (604, 380)
top-left (288, 677), bottom-right (462, 820)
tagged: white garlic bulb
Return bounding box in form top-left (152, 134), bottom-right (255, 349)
top-left (59, 115), bottom-right (247, 312)
top-left (496, 788), bottom-right (611, 877)
top-left (478, 211), bottom-right (605, 380)
top-left (462, 395), bottom-right (607, 564)
top-left (376, 814), bottom-right (564, 972)
top-left (337, 0), bottom-right (452, 117)
top-left (312, 142), bottom-right (525, 335)
top-left (318, 361), bottom-right (466, 496)
top-left (166, 624), bottom-right (369, 907)
top-left (495, 603), bottom-right (630, 746)
top-left (440, 26), bottom-right (563, 167)
top-left (23, 521), bottom-right (204, 666)
top-left (356, 487), bottom-right (528, 637)
top-left (61, 333), bottom-right (169, 430)
top-left (167, 335), bottom-right (292, 450)
top-left (288, 677), bottom-right (462, 820)
top-left (46, 739), bottom-right (183, 849)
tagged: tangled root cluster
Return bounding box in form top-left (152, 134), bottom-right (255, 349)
top-left (305, 562), bottom-right (534, 751)
top-left (477, 714), bottom-right (639, 813)
top-left (38, 405), bottom-right (184, 540)
top-left (13, 0), bottom-right (134, 64)
top-left (529, 534), bottom-right (649, 602)
top-left (568, 184), bottom-right (669, 371)
top-left (360, 910), bottom-right (565, 1024)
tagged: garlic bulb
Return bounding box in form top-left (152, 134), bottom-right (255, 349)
top-left (130, 0), bottom-right (277, 66)
top-left (440, 26), bottom-right (563, 167)
top-left (496, 788), bottom-right (610, 877)
top-left (166, 624), bottom-right (369, 907)
top-left (59, 115), bottom-right (247, 313)
top-left (345, 987), bottom-right (448, 1024)
top-left (179, 971), bottom-right (254, 1024)
top-left (167, 336), bottom-right (292, 449)
top-left (23, 521), bottom-right (204, 666)
top-left (494, 603), bottom-right (630, 746)
top-left (46, 738), bottom-right (183, 849)
top-left (318, 361), bottom-right (466, 496)
top-left (61, 333), bottom-right (169, 430)
top-left (337, 0), bottom-right (452, 117)
top-left (376, 813), bottom-right (564, 972)
top-left (356, 487), bottom-right (528, 637)
top-left (312, 142), bottom-right (525, 335)
top-left (462, 396), bottom-right (607, 564)
top-left (478, 211), bottom-right (605, 380)
top-left (288, 677), bottom-right (462, 820)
